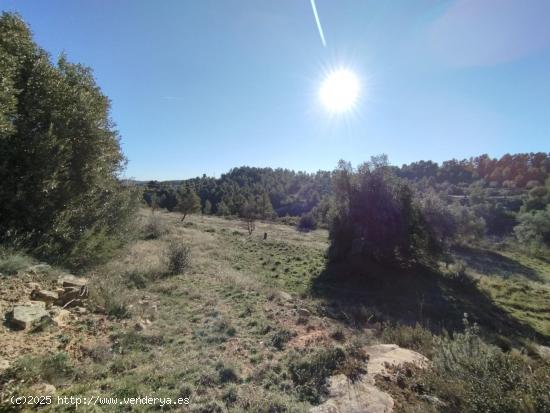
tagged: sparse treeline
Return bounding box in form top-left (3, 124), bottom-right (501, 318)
top-left (141, 153), bottom-right (550, 256)
top-left (0, 13), bottom-right (138, 268)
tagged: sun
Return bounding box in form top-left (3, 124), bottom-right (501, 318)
top-left (319, 68), bottom-right (360, 113)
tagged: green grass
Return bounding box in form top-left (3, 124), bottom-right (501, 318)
top-left (2, 210), bottom-right (550, 412)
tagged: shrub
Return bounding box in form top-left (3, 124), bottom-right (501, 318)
top-left (143, 214), bottom-right (166, 239)
top-left (0, 247), bottom-right (33, 275)
top-left (419, 319), bottom-right (550, 412)
top-left (514, 206), bottom-right (550, 256)
top-left (270, 328), bottom-right (294, 350)
top-left (89, 274), bottom-right (130, 319)
top-left (287, 345), bottom-right (366, 404)
top-left (164, 240), bottom-right (191, 275)
top-left (297, 212), bottom-right (318, 232)
top-left (4, 352), bottom-right (74, 386)
top-left (381, 323), bottom-right (434, 358)
top-left (216, 362), bottom-right (240, 384)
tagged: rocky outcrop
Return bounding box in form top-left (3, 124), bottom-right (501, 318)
top-left (8, 301), bottom-right (51, 330)
top-left (310, 344), bottom-right (429, 413)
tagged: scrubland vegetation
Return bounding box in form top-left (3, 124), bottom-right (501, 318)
top-left (1, 11), bottom-right (550, 413)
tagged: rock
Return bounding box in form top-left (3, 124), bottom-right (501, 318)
top-left (58, 286), bottom-right (88, 306)
top-left (29, 383), bottom-right (56, 395)
top-left (310, 345), bottom-right (429, 413)
top-left (50, 308), bottom-right (71, 327)
top-left (9, 302), bottom-right (51, 330)
top-left (310, 374), bottom-right (394, 413)
top-left (364, 344), bottom-right (429, 378)
top-left (58, 274), bottom-right (88, 288)
top-left (298, 308), bottom-right (311, 317)
top-left (31, 289), bottom-right (59, 305)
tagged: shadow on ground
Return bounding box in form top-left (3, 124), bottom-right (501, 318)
top-left (310, 256), bottom-right (549, 345)
top-left (452, 245), bottom-right (541, 281)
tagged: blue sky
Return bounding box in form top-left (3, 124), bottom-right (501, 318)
top-left (3, 0), bottom-right (550, 180)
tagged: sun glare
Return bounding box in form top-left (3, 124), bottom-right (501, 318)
top-left (319, 68), bottom-right (360, 113)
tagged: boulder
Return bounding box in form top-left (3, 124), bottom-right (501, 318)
top-left (364, 344), bottom-right (429, 378)
top-left (310, 374), bottom-right (394, 413)
top-left (58, 286), bottom-right (88, 306)
top-left (58, 274), bottom-right (88, 289)
top-left (310, 344), bottom-right (429, 413)
top-left (9, 302), bottom-right (51, 330)
top-left (31, 289), bottom-right (59, 305)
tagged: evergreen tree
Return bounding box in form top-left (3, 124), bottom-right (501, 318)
top-left (0, 13), bottom-right (137, 268)
top-left (176, 186), bottom-right (200, 221)
top-left (203, 199), bottom-right (212, 215)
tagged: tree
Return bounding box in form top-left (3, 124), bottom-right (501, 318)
top-left (328, 157), bottom-right (441, 266)
top-left (514, 206), bottom-right (550, 254)
top-left (176, 187), bottom-right (200, 221)
top-left (240, 199), bottom-right (258, 235)
top-left (216, 200), bottom-right (230, 216)
top-left (0, 13), bottom-right (137, 268)
top-left (203, 199), bottom-right (212, 215)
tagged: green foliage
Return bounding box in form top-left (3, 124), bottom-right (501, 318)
top-left (514, 206), bottom-right (550, 255)
top-left (164, 239), bottom-right (191, 275)
top-left (4, 352), bottom-right (74, 386)
top-left (286, 345), bottom-right (366, 404)
top-left (143, 214), bottom-right (167, 239)
top-left (381, 323), bottom-right (435, 358)
top-left (297, 212), bottom-right (318, 232)
top-left (329, 157), bottom-right (441, 266)
top-left (270, 328), bottom-right (294, 350)
top-left (0, 246), bottom-right (33, 275)
top-left (89, 274), bottom-right (131, 318)
top-left (423, 320), bottom-right (550, 413)
top-left (0, 13), bottom-right (138, 269)
top-left (177, 186), bottom-right (200, 220)
top-left (203, 199), bottom-right (212, 215)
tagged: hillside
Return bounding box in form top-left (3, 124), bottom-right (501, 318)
top-left (1, 210), bottom-right (549, 412)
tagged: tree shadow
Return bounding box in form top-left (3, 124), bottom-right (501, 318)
top-left (452, 245), bottom-right (541, 282)
top-left (310, 256), bottom-right (549, 345)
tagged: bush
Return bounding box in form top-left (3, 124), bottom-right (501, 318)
top-left (164, 240), bottom-right (191, 275)
top-left (297, 212), bottom-right (318, 232)
top-left (287, 345), bottom-right (366, 404)
top-left (143, 214), bottom-right (167, 239)
top-left (419, 320), bottom-right (550, 412)
top-left (270, 328), bottom-right (294, 350)
top-left (89, 274), bottom-right (130, 318)
top-left (381, 323), bottom-right (434, 358)
top-left (4, 352), bottom-right (74, 386)
top-left (514, 206), bottom-right (550, 256)
top-left (0, 247), bottom-right (33, 275)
